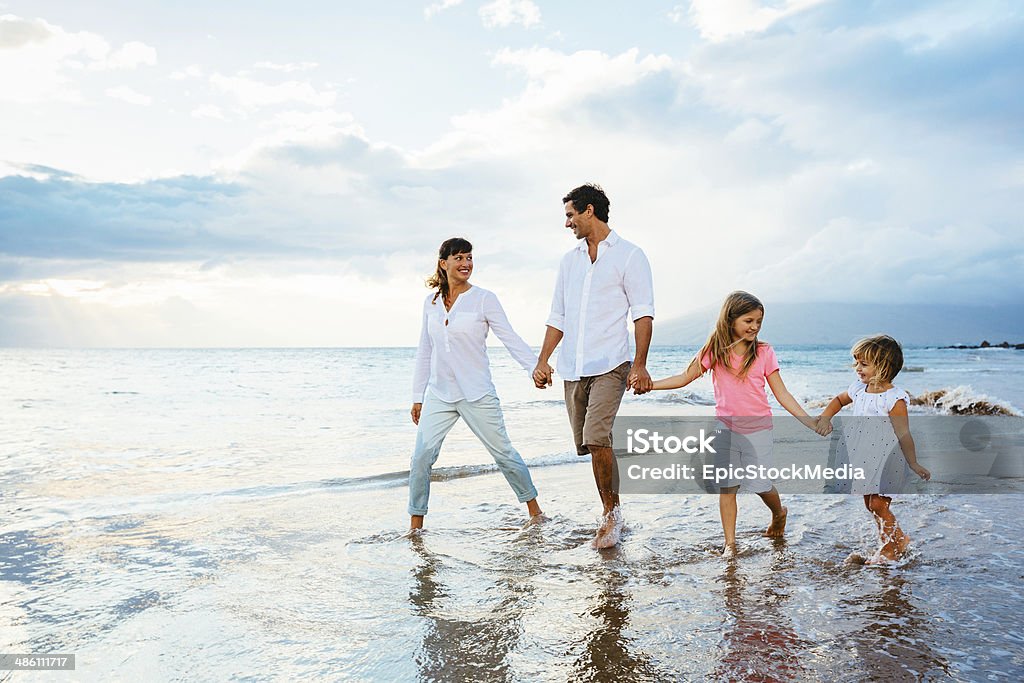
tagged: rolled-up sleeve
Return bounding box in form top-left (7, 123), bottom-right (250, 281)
top-left (623, 248), bottom-right (655, 321)
top-left (411, 297), bottom-right (433, 402)
top-left (544, 256), bottom-right (568, 331)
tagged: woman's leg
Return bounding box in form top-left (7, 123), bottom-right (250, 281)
top-left (458, 392), bottom-right (541, 514)
top-left (408, 396), bottom-right (461, 527)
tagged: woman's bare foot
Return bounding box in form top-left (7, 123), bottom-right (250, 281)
top-left (763, 506), bottom-right (788, 537)
top-left (522, 513), bottom-right (549, 529)
top-left (591, 507), bottom-right (623, 549)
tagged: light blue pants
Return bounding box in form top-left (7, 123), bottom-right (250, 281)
top-left (408, 391), bottom-right (539, 516)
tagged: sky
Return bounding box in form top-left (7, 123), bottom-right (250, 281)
top-left (1, 0), bottom-right (1022, 347)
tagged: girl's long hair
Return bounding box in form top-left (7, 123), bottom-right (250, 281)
top-left (426, 237), bottom-right (473, 305)
top-left (688, 291), bottom-right (765, 380)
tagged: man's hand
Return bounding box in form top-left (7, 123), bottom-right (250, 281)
top-left (533, 361), bottom-right (553, 389)
top-left (411, 403), bottom-right (422, 425)
top-left (628, 365), bottom-right (652, 395)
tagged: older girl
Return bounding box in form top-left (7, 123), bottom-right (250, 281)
top-left (651, 291), bottom-right (819, 556)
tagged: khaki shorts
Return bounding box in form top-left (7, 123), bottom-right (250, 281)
top-left (564, 361), bottom-right (630, 455)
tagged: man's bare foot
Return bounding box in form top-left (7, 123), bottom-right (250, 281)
top-left (522, 513), bottom-right (549, 529)
top-left (722, 543), bottom-right (738, 558)
top-left (591, 507), bottom-right (623, 549)
top-left (763, 506), bottom-right (788, 537)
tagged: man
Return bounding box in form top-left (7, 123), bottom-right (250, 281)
top-left (533, 183), bottom-right (655, 548)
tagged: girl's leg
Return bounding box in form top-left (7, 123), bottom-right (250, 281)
top-left (458, 393), bottom-right (542, 518)
top-left (719, 486), bottom-right (740, 553)
top-left (863, 495), bottom-right (881, 533)
top-left (408, 397), bottom-right (461, 527)
top-left (865, 494), bottom-right (909, 562)
top-left (757, 486), bottom-right (788, 537)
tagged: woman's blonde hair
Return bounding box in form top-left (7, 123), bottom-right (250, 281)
top-left (851, 334), bottom-right (904, 384)
top-left (688, 291), bottom-right (765, 379)
top-left (426, 237), bottom-right (473, 305)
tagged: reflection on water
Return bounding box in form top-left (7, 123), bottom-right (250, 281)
top-left (713, 549), bottom-right (809, 682)
top-left (570, 558), bottom-right (666, 682)
top-left (839, 572), bottom-right (951, 681)
top-left (408, 534), bottom-right (531, 682)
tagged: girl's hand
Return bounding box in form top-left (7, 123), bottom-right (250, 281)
top-left (814, 416), bottom-right (833, 436)
top-left (910, 463), bottom-right (931, 481)
top-left (411, 403), bottom-right (422, 425)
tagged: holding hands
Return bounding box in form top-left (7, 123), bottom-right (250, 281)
top-left (814, 415), bottom-right (833, 436)
top-left (627, 365), bottom-right (652, 395)
top-left (533, 361), bottom-right (553, 389)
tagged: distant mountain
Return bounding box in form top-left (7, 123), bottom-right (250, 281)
top-left (654, 303), bottom-right (1024, 347)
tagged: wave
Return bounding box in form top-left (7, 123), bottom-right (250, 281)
top-left (912, 386), bottom-right (1022, 416)
top-left (315, 451), bottom-right (585, 492)
top-left (805, 385), bottom-right (1021, 416)
top-left (650, 391), bottom-right (716, 407)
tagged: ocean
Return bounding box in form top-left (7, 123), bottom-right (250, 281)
top-left (2, 346), bottom-right (1022, 680)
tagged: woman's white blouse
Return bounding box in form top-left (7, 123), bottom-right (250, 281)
top-left (412, 286), bottom-right (537, 403)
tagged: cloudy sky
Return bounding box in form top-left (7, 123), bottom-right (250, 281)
top-left (1, 1), bottom-right (1021, 347)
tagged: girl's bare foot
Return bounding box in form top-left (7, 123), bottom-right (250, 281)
top-left (763, 506), bottom-right (788, 537)
top-left (723, 543), bottom-right (738, 558)
top-left (869, 530), bottom-right (910, 564)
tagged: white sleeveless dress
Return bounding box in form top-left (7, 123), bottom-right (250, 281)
top-left (842, 381), bottom-right (912, 495)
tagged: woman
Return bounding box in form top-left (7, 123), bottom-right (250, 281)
top-left (409, 237), bottom-right (544, 530)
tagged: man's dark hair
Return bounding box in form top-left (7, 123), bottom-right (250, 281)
top-left (562, 183), bottom-right (610, 222)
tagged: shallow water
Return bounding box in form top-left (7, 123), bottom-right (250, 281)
top-left (2, 348), bottom-right (1023, 680)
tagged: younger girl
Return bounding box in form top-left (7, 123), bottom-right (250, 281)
top-left (652, 291), bottom-right (818, 556)
top-left (815, 335), bottom-right (930, 564)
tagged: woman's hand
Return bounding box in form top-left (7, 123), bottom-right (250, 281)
top-left (411, 403), bottom-right (422, 425)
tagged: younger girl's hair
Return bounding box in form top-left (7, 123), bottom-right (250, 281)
top-left (689, 291), bottom-right (765, 379)
top-left (426, 237), bottom-right (473, 305)
top-left (851, 334), bottom-right (904, 384)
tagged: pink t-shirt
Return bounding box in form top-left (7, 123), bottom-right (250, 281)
top-left (701, 343), bottom-right (780, 433)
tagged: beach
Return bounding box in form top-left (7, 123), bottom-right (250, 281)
top-left (2, 347), bottom-right (1023, 680)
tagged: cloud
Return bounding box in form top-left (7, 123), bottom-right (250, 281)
top-left (105, 85), bottom-right (152, 106)
top-left (683, 0), bottom-right (829, 42)
top-left (253, 61), bottom-right (319, 72)
top-left (209, 72), bottom-right (337, 109)
top-left (479, 0), bottom-right (541, 29)
top-left (170, 64), bottom-right (203, 80)
top-left (0, 170), bottom-right (248, 262)
top-left (424, 0), bottom-right (464, 19)
top-left (0, 13), bottom-right (51, 47)
top-left (191, 104), bottom-right (226, 120)
top-left (0, 15), bottom-right (157, 103)
top-left (99, 40), bottom-right (156, 69)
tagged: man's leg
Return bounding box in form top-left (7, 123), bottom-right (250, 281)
top-left (581, 362), bottom-right (630, 548)
top-left (589, 446), bottom-right (619, 515)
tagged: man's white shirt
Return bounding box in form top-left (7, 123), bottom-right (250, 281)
top-left (545, 230), bottom-right (655, 381)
